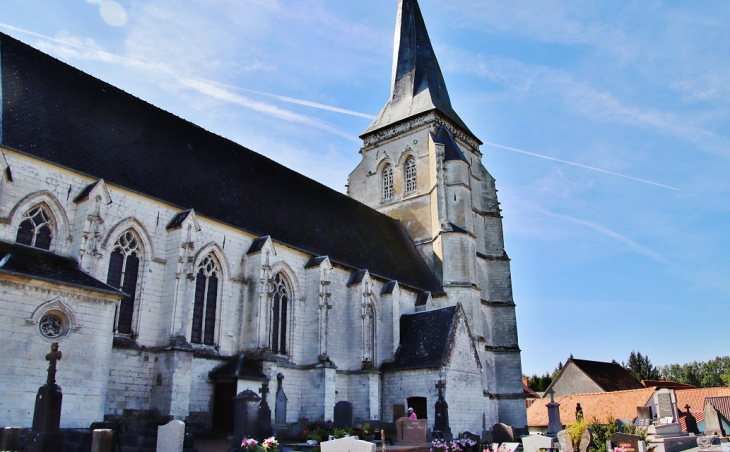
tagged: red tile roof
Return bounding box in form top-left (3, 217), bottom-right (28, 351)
top-left (707, 396), bottom-right (730, 421)
top-left (678, 411), bottom-right (704, 432)
top-left (675, 388), bottom-right (730, 414)
top-left (527, 388), bottom-right (656, 427)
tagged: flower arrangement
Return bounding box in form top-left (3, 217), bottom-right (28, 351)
top-left (241, 436), bottom-right (278, 452)
top-left (613, 447), bottom-right (628, 452)
top-left (431, 438), bottom-right (477, 452)
top-left (363, 423), bottom-right (372, 435)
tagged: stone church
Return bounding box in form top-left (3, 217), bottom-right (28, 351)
top-left (0, 0), bottom-right (526, 437)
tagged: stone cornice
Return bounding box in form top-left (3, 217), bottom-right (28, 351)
top-left (0, 275), bottom-right (119, 303)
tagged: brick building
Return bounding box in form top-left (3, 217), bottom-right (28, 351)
top-left (0, 0), bottom-right (526, 436)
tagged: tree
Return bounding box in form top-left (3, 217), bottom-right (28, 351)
top-left (624, 351), bottom-right (660, 381)
top-left (659, 356), bottom-right (730, 388)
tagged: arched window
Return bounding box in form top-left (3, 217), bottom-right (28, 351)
top-left (16, 205), bottom-right (54, 250)
top-left (192, 254), bottom-right (220, 345)
top-left (404, 156), bottom-right (416, 194)
top-left (106, 230), bottom-right (142, 335)
top-left (271, 273), bottom-right (290, 355)
top-left (382, 164), bottom-right (393, 202)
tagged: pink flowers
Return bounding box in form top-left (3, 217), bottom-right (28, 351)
top-left (262, 437), bottom-right (279, 451)
top-left (241, 437), bottom-right (278, 452)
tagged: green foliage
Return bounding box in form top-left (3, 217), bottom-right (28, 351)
top-left (587, 415), bottom-right (618, 452)
top-left (621, 424), bottom-right (647, 441)
top-left (624, 351), bottom-right (660, 381)
top-left (566, 416), bottom-right (586, 450)
top-left (525, 360), bottom-right (565, 392)
top-left (659, 356), bottom-right (730, 388)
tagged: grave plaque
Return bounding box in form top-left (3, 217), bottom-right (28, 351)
top-left (333, 401), bottom-right (354, 429)
top-left (657, 392), bottom-right (674, 419)
top-left (157, 420), bottom-right (185, 452)
top-left (395, 417), bottom-right (427, 446)
top-left (523, 434), bottom-right (555, 452)
top-left (610, 433), bottom-right (641, 452)
top-left (557, 430), bottom-right (573, 452)
top-left (492, 423), bottom-right (515, 443)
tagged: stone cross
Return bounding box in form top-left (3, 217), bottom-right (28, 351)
top-left (259, 380), bottom-right (270, 403)
top-left (45, 342), bottom-right (63, 386)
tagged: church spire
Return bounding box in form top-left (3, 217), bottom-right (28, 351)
top-left (362, 0), bottom-right (475, 139)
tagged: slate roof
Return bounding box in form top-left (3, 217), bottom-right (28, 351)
top-left (431, 127), bottom-right (468, 163)
top-left (208, 354), bottom-right (267, 381)
top-left (0, 240), bottom-right (125, 297)
top-left (0, 33), bottom-right (442, 293)
top-left (548, 358), bottom-right (644, 393)
top-left (675, 387), bottom-right (730, 415)
top-left (362, 0), bottom-right (476, 141)
top-left (380, 305), bottom-right (458, 372)
top-left (641, 380), bottom-right (696, 390)
top-left (527, 387), bottom-right (656, 427)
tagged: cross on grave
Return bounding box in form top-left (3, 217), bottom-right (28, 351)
top-left (45, 342), bottom-right (63, 386)
top-left (259, 380), bottom-right (270, 403)
top-left (685, 404), bottom-right (691, 412)
top-left (436, 380), bottom-right (446, 397)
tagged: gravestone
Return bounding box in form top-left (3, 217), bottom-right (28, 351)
top-left (26, 342), bottom-right (65, 452)
top-left (492, 423), bottom-right (515, 443)
top-left (275, 373), bottom-right (288, 434)
top-left (578, 428), bottom-right (593, 452)
top-left (637, 406), bottom-right (652, 428)
top-left (393, 404), bottom-right (406, 422)
top-left (461, 431), bottom-right (482, 452)
top-left (434, 380), bottom-right (452, 441)
top-left (523, 434), bottom-right (555, 452)
top-left (546, 389), bottom-right (562, 436)
top-left (704, 403), bottom-right (726, 437)
top-left (656, 392), bottom-right (674, 419)
top-left (682, 405), bottom-right (699, 435)
top-left (321, 436), bottom-right (376, 452)
top-left (557, 430), bottom-right (573, 452)
top-left (258, 381), bottom-right (273, 439)
top-left (334, 401), bottom-right (354, 429)
top-left (610, 433), bottom-right (641, 452)
top-left (91, 429), bottom-right (113, 452)
top-left (231, 389), bottom-right (261, 451)
top-left (2, 427), bottom-right (22, 451)
top-left (395, 417), bottom-right (427, 446)
top-left (157, 420), bottom-right (185, 452)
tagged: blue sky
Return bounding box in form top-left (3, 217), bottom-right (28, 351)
top-left (2, 0), bottom-right (728, 376)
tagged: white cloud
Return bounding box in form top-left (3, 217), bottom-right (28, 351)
top-left (98, 1), bottom-right (127, 27)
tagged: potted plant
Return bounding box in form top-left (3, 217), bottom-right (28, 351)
top-left (363, 423), bottom-right (375, 441)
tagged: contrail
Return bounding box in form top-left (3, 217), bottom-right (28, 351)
top-left (482, 141), bottom-right (681, 191)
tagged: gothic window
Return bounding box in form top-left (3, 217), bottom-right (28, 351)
top-left (106, 230), bottom-right (142, 335)
top-left (16, 206), bottom-right (54, 250)
top-left (382, 164), bottom-right (393, 202)
top-left (270, 273), bottom-right (290, 355)
top-left (192, 254), bottom-right (220, 345)
top-left (404, 156), bottom-right (417, 194)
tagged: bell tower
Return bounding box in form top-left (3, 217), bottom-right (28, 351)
top-left (348, 0), bottom-right (527, 427)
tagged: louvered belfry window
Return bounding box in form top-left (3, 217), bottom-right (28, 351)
top-left (382, 164), bottom-right (394, 201)
top-left (107, 231), bottom-right (141, 335)
top-left (271, 273), bottom-right (290, 355)
top-left (405, 156), bottom-right (417, 194)
top-left (192, 254), bottom-right (219, 345)
top-left (16, 206), bottom-right (54, 250)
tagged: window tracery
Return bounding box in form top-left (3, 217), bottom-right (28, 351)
top-left (404, 156), bottom-right (417, 194)
top-left (192, 253), bottom-right (219, 345)
top-left (16, 205), bottom-right (54, 250)
top-left (271, 273), bottom-right (290, 355)
top-left (106, 230), bottom-right (142, 335)
top-left (382, 164), bottom-right (393, 202)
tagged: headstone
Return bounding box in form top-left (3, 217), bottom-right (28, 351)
top-left (610, 433), bottom-right (641, 452)
top-left (231, 389), bottom-right (261, 450)
top-left (578, 428), bottom-right (593, 452)
top-left (557, 430), bottom-right (573, 452)
top-left (157, 420), bottom-right (185, 452)
top-left (523, 434), bottom-right (555, 452)
top-left (26, 342), bottom-right (65, 452)
top-left (683, 405), bottom-right (699, 435)
top-left (320, 436), bottom-right (376, 452)
top-left (492, 423), bottom-right (515, 443)
top-left (434, 380), bottom-right (452, 441)
top-left (258, 380), bottom-right (273, 439)
top-left (275, 373), bottom-right (288, 433)
top-left (395, 417), bottom-right (427, 446)
top-left (547, 389), bottom-right (562, 436)
top-left (656, 392), bottom-right (674, 419)
top-left (91, 429), bottom-right (113, 452)
top-left (393, 404), bottom-right (406, 422)
top-left (1, 427), bottom-right (22, 451)
top-left (333, 401), bottom-right (354, 429)
top-left (704, 403), bottom-right (726, 437)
